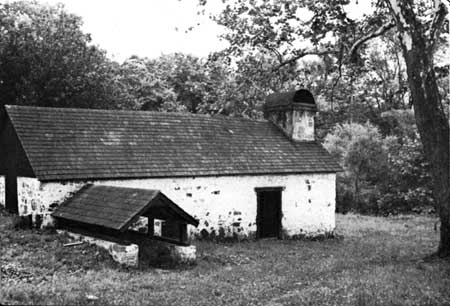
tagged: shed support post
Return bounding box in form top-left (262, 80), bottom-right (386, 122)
top-left (147, 217), bottom-right (154, 236)
top-left (180, 223), bottom-right (187, 243)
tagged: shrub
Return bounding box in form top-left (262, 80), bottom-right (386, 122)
top-left (324, 122), bottom-right (389, 213)
top-left (377, 133), bottom-right (434, 213)
top-left (324, 121), bottom-right (433, 215)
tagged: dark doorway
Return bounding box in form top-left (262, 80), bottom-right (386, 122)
top-left (256, 187), bottom-right (282, 238)
top-left (5, 173), bottom-right (18, 214)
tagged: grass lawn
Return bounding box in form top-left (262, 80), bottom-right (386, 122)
top-left (1, 212), bottom-right (450, 306)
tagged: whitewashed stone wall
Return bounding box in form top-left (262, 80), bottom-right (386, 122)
top-left (16, 177), bottom-right (84, 227)
top-left (0, 176), bottom-right (4, 207)
top-left (267, 109), bottom-right (316, 142)
top-left (6, 173), bottom-right (336, 238)
top-left (292, 110), bottom-right (315, 141)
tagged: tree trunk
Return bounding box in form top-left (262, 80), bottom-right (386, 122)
top-left (401, 34), bottom-right (450, 257)
top-left (354, 173), bottom-right (360, 211)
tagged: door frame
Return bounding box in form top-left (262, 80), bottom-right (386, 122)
top-left (255, 186), bottom-right (284, 239)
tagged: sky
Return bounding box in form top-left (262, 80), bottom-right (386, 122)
top-left (4, 0), bottom-right (374, 63)
top-left (35, 0), bottom-right (229, 62)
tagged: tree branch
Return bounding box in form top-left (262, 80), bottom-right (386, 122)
top-left (272, 49), bottom-right (333, 71)
top-left (428, 1), bottom-right (448, 51)
top-left (264, 45), bottom-right (284, 64)
top-left (330, 44), bottom-right (344, 109)
top-left (348, 21), bottom-right (396, 60)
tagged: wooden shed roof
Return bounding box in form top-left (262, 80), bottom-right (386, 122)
top-left (3, 105), bottom-right (341, 181)
top-left (52, 185), bottom-right (199, 231)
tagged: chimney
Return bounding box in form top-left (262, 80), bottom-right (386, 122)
top-left (264, 89), bottom-right (317, 141)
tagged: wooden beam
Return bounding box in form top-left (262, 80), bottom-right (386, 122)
top-left (147, 217), bottom-right (154, 237)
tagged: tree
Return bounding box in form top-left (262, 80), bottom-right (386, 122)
top-left (206, 51), bottom-right (303, 118)
top-left (324, 122), bottom-right (389, 212)
top-left (0, 1), bottom-right (122, 109)
top-left (113, 56), bottom-right (178, 111)
top-left (323, 117), bottom-right (434, 215)
top-left (382, 132), bottom-right (434, 214)
top-left (115, 53), bottom-right (232, 114)
top-left (382, 0), bottom-right (449, 257)
top-left (203, 0), bottom-right (450, 257)
top-left (378, 110), bottom-right (434, 214)
top-left (116, 52), bottom-right (276, 118)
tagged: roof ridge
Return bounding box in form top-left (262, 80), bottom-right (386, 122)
top-left (92, 184), bottom-right (160, 193)
top-left (5, 104), bottom-right (267, 123)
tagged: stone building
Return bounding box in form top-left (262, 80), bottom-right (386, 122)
top-left (0, 89), bottom-right (341, 240)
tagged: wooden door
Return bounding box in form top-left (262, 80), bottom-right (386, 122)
top-left (256, 189), bottom-right (282, 238)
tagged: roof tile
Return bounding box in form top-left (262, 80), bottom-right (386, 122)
top-left (52, 185), bottom-right (198, 230)
top-left (6, 105), bottom-right (341, 180)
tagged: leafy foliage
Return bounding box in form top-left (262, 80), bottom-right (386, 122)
top-left (0, 0), bottom-right (443, 220)
top-left (202, 0), bottom-right (447, 239)
top-left (113, 54), bottom-right (235, 114)
top-left (324, 122), bottom-right (389, 213)
top-left (0, 1), bottom-right (124, 109)
top-left (324, 116), bottom-right (434, 215)
top-left (380, 133), bottom-right (434, 213)
top-left (111, 56), bottom-right (178, 111)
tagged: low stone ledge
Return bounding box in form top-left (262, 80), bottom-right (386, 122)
top-left (172, 245), bottom-right (196, 264)
top-left (57, 230), bottom-right (139, 267)
top-left (57, 230), bottom-right (196, 268)
top-left (138, 239), bottom-right (196, 267)
top-left (109, 243), bottom-right (139, 267)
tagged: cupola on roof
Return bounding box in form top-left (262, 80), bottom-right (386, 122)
top-left (265, 89), bottom-right (317, 112)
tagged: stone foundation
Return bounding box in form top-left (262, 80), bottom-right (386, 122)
top-left (58, 230), bottom-right (197, 267)
top-left (171, 245), bottom-right (196, 264)
top-left (109, 244), bottom-right (139, 267)
top-left (138, 240), bottom-right (197, 267)
top-left (59, 231), bottom-right (139, 267)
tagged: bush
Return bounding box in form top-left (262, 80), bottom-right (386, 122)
top-left (377, 134), bottom-right (434, 213)
top-left (324, 121), bottom-right (434, 215)
top-left (324, 122), bottom-right (389, 213)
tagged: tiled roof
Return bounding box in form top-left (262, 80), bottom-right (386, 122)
top-left (52, 185), bottom-right (199, 231)
top-left (5, 105), bottom-right (341, 181)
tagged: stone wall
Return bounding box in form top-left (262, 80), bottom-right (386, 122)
top-left (0, 176), bottom-right (4, 207)
top-left (292, 110), bottom-right (315, 141)
top-left (139, 240), bottom-right (196, 266)
top-left (59, 230), bottom-right (139, 267)
top-left (16, 177), bottom-right (84, 227)
top-left (97, 173), bottom-right (336, 238)
top-left (267, 110), bottom-right (315, 141)
top-left (59, 230), bottom-right (195, 267)
top-left (8, 173), bottom-right (336, 239)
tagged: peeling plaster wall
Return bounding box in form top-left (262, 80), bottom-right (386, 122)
top-left (16, 177), bottom-right (84, 226)
top-left (14, 173), bottom-right (336, 238)
top-left (0, 176), bottom-right (4, 207)
top-left (267, 110), bottom-right (315, 141)
top-left (292, 110), bottom-right (315, 141)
